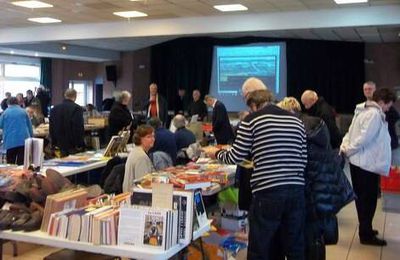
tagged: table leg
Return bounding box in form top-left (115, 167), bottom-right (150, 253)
top-left (199, 237), bottom-right (205, 260)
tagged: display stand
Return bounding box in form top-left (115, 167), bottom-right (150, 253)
top-left (0, 190), bottom-right (211, 260)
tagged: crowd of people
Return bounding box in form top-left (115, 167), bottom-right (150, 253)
top-left (0, 78), bottom-right (398, 259)
top-left (0, 87), bottom-right (50, 163)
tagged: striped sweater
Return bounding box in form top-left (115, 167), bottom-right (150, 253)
top-left (216, 105), bottom-right (308, 193)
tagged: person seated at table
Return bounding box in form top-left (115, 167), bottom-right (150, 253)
top-left (85, 104), bottom-right (101, 118)
top-left (123, 124), bottom-right (155, 193)
top-left (173, 114), bottom-right (196, 151)
top-left (147, 117), bottom-right (177, 165)
top-left (26, 105), bottom-right (45, 128)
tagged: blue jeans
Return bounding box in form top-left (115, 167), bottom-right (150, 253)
top-left (248, 185), bottom-right (305, 260)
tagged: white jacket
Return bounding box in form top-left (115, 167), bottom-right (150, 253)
top-left (341, 101), bottom-right (391, 176)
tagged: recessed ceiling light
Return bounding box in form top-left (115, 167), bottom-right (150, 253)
top-left (334, 0), bottom-right (368, 4)
top-left (10, 50), bottom-right (15, 55)
top-left (61, 45), bottom-right (67, 51)
top-left (28, 17), bottom-right (62, 23)
top-left (34, 52), bottom-right (39, 57)
top-left (113, 11), bottom-right (148, 18)
top-left (214, 4), bottom-right (248, 12)
top-left (12, 1), bottom-right (53, 8)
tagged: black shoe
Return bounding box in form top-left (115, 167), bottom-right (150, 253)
top-left (373, 229), bottom-right (379, 236)
top-left (360, 236), bottom-right (387, 246)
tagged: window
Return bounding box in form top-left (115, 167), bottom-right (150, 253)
top-left (0, 59), bottom-right (41, 107)
top-left (68, 80), bottom-right (93, 106)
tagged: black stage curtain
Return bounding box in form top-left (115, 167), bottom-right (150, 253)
top-left (40, 58), bottom-right (52, 92)
top-left (151, 37), bottom-right (364, 113)
top-left (151, 38), bottom-right (213, 109)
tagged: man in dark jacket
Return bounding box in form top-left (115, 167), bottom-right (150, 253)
top-left (25, 90), bottom-right (39, 107)
top-left (36, 86), bottom-right (51, 117)
top-left (174, 89), bottom-right (188, 115)
top-left (145, 83), bottom-right (168, 126)
top-left (108, 91), bottom-right (134, 138)
top-left (386, 106), bottom-right (399, 150)
top-left (188, 89), bottom-right (208, 121)
top-left (301, 90), bottom-right (342, 149)
top-left (205, 95), bottom-right (234, 145)
top-left (148, 117), bottom-right (177, 165)
top-left (172, 114), bottom-right (196, 150)
top-left (50, 88), bottom-right (85, 156)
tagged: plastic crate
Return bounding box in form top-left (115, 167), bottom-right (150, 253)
top-left (381, 167), bottom-right (400, 192)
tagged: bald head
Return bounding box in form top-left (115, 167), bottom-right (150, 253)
top-left (173, 114), bottom-right (186, 129)
top-left (242, 77), bottom-right (267, 99)
top-left (301, 90), bottom-right (318, 110)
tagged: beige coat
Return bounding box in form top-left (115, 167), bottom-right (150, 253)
top-left (122, 146), bottom-right (154, 193)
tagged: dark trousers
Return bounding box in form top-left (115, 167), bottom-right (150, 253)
top-left (349, 163), bottom-right (379, 239)
top-left (6, 146), bottom-right (25, 165)
top-left (247, 186), bottom-right (305, 260)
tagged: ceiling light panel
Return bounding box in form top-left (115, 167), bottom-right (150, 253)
top-left (12, 1), bottom-right (53, 8)
top-left (28, 17), bottom-right (62, 23)
top-left (214, 4), bottom-right (248, 12)
top-left (113, 11), bottom-right (148, 18)
top-left (334, 0), bottom-right (368, 4)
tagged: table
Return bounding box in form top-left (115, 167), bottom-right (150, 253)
top-left (0, 214), bottom-right (211, 260)
top-left (0, 230), bottom-right (186, 260)
top-left (34, 124), bottom-right (105, 138)
top-left (42, 158), bottom-right (109, 178)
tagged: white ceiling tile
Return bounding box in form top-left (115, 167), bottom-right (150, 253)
top-left (370, 0), bottom-right (400, 6)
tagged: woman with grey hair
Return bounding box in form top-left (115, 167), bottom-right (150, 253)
top-left (108, 90), bottom-right (134, 139)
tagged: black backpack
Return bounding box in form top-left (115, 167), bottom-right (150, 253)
top-left (99, 156), bottom-right (126, 188)
top-left (103, 163), bottom-right (125, 194)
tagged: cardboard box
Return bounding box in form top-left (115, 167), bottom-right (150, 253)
top-left (221, 216), bottom-right (247, 232)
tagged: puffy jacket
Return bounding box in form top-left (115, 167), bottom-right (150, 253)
top-left (341, 101), bottom-right (391, 176)
top-left (302, 115), bottom-right (354, 217)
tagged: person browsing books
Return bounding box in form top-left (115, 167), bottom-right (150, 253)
top-left (205, 86), bottom-right (307, 259)
top-left (123, 124), bottom-right (155, 193)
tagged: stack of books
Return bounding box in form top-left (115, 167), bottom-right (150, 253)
top-left (47, 205), bottom-right (119, 245)
top-left (41, 188), bottom-right (88, 232)
top-left (45, 192), bottom-right (131, 245)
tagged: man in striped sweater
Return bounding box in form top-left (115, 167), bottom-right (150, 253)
top-left (207, 88), bottom-right (308, 259)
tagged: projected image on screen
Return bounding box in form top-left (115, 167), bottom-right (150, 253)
top-left (209, 43), bottom-right (287, 112)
